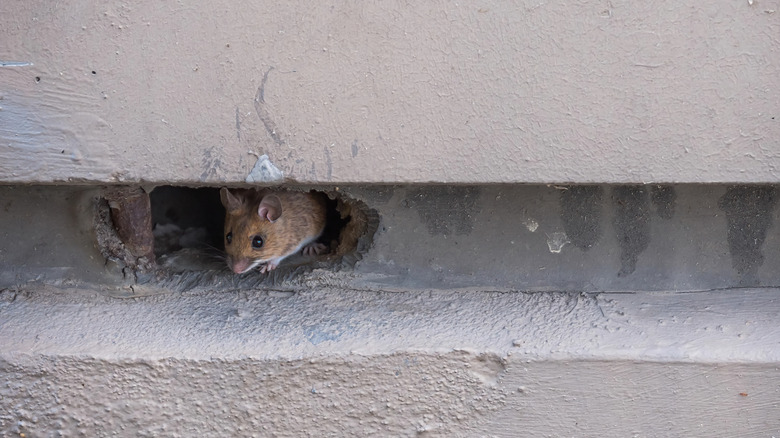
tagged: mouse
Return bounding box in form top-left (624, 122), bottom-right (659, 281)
top-left (219, 187), bottom-right (328, 274)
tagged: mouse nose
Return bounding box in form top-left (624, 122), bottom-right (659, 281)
top-left (230, 258), bottom-right (251, 274)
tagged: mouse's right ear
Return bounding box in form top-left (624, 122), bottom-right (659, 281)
top-left (220, 187), bottom-right (243, 214)
top-left (258, 194), bottom-right (282, 223)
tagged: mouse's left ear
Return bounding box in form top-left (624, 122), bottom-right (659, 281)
top-left (258, 194), bottom-right (282, 222)
top-left (220, 187), bottom-right (243, 214)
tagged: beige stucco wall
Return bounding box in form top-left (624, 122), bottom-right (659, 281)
top-left (2, 0), bottom-right (779, 185)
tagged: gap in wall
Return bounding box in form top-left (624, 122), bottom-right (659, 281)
top-left (95, 185), bottom-right (378, 291)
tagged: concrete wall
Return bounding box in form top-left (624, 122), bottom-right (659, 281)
top-left (2, 0), bottom-right (779, 184)
top-left (2, 1), bottom-right (780, 436)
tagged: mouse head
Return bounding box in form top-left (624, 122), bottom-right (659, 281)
top-left (219, 188), bottom-right (287, 274)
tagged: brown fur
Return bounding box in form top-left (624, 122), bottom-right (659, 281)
top-left (220, 188), bottom-right (327, 274)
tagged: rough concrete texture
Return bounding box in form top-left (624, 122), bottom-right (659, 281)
top-left (1, 286), bottom-right (779, 436)
top-left (2, 0), bottom-right (779, 184)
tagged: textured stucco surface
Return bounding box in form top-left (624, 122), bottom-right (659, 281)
top-left (1, 0), bottom-right (779, 184)
top-left (1, 286), bottom-right (779, 436)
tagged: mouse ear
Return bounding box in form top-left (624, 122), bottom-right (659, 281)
top-left (220, 187), bottom-right (243, 214)
top-left (258, 194), bottom-right (282, 222)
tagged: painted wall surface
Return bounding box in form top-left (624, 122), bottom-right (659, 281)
top-left (1, 0), bottom-right (779, 184)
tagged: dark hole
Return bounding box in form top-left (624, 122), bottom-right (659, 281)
top-left (92, 70), bottom-right (97, 75)
top-left (149, 186), bottom-right (352, 273)
top-left (35, 76), bottom-right (41, 82)
top-left (150, 187), bottom-right (224, 258)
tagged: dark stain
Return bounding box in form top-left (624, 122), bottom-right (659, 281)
top-left (560, 185), bottom-right (603, 251)
top-left (254, 67), bottom-right (284, 146)
top-left (351, 140), bottom-right (359, 157)
top-left (200, 147), bottom-right (222, 181)
top-left (651, 185), bottom-right (676, 219)
top-left (718, 185), bottom-right (777, 286)
top-left (405, 186), bottom-right (480, 236)
top-left (612, 186), bottom-right (651, 277)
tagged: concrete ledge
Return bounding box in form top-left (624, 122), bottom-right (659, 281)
top-left (4, 184), bottom-right (780, 294)
top-left (2, 286), bottom-right (779, 435)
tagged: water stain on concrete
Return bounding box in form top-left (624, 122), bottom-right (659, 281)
top-left (560, 185), bottom-right (603, 251)
top-left (651, 185), bottom-right (676, 219)
top-left (404, 187), bottom-right (480, 236)
top-left (612, 186), bottom-right (651, 277)
top-left (718, 186), bottom-right (777, 286)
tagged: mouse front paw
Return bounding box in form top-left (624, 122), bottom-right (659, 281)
top-left (302, 242), bottom-right (328, 256)
top-left (259, 261), bottom-right (279, 274)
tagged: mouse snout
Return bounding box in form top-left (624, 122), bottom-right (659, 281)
top-left (229, 258), bottom-right (253, 274)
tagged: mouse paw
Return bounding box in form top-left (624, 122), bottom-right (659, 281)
top-left (302, 242), bottom-right (328, 257)
top-left (259, 261), bottom-right (279, 274)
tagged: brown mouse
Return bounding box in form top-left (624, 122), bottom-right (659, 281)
top-left (219, 187), bottom-right (328, 274)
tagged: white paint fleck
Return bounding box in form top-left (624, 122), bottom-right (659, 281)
top-left (0, 61), bottom-right (33, 67)
top-left (523, 219), bottom-right (539, 232)
top-left (246, 154), bottom-right (284, 183)
top-left (546, 232), bottom-right (569, 253)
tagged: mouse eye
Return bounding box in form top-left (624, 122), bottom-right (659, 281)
top-left (251, 235), bottom-right (264, 250)
top-left (226, 232), bottom-right (232, 245)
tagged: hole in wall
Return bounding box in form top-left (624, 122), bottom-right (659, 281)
top-left (96, 185), bottom-right (378, 289)
top-left (150, 186), bottom-right (224, 265)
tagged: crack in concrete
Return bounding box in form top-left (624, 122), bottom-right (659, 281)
top-left (254, 67), bottom-right (284, 146)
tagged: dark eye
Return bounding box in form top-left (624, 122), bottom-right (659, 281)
top-left (226, 232), bottom-right (232, 245)
top-left (251, 235), bottom-right (264, 249)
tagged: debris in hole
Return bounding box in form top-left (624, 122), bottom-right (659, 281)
top-left (153, 223), bottom-right (209, 254)
top-left (150, 186), bottom-right (224, 257)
